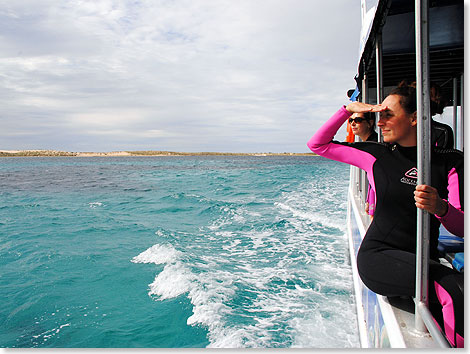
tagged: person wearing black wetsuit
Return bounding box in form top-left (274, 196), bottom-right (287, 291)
top-left (307, 82), bottom-right (464, 347)
top-left (349, 111), bottom-right (378, 216)
top-left (349, 111), bottom-right (378, 142)
top-left (430, 81), bottom-right (455, 149)
top-left (432, 119), bottom-right (454, 149)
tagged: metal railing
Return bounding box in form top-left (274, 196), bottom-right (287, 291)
top-left (414, 0), bottom-right (450, 347)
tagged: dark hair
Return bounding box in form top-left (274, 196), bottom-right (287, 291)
top-left (362, 111), bottom-right (376, 129)
top-left (389, 80), bottom-right (446, 116)
top-left (389, 81), bottom-right (417, 115)
top-left (430, 82), bottom-right (447, 115)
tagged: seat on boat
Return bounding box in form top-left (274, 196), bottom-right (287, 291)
top-left (437, 234), bottom-right (464, 253)
top-left (438, 234), bottom-right (464, 273)
top-left (452, 252), bottom-right (464, 272)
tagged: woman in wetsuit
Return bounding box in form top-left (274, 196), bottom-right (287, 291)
top-left (349, 111), bottom-right (378, 217)
top-left (307, 82), bottom-right (464, 347)
top-left (430, 82), bottom-right (454, 149)
top-left (349, 111), bottom-right (378, 142)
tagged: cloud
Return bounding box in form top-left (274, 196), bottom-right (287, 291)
top-left (0, 0), bottom-right (361, 152)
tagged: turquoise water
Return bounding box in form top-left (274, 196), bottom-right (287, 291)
top-left (0, 156), bottom-right (359, 348)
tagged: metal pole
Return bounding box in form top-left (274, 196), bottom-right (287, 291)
top-left (376, 33), bottom-right (384, 142)
top-left (460, 73), bottom-right (464, 151)
top-left (355, 72), bottom-right (369, 195)
top-left (453, 77), bottom-right (458, 149)
top-left (415, 0), bottom-right (432, 334)
top-left (362, 74), bottom-right (368, 105)
top-left (415, 302), bottom-right (451, 347)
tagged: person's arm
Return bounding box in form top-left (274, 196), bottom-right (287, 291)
top-left (436, 166), bottom-right (464, 237)
top-left (307, 103), bottom-right (383, 174)
top-left (366, 186), bottom-right (376, 216)
top-left (414, 166), bottom-right (464, 237)
top-left (436, 201), bottom-right (464, 237)
top-left (307, 106), bottom-right (351, 153)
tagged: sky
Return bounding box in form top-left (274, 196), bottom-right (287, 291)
top-left (0, 0), bottom-right (364, 153)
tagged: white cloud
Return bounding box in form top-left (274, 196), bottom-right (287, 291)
top-left (0, 0), bottom-right (361, 152)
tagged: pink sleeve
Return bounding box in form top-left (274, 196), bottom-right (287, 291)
top-left (435, 168), bottom-right (464, 237)
top-left (367, 187), bottom-right (376, 216)
top-left (307, 106), bottom-right (377, 192)
top-left (307, 106), bottom-right (352, 149)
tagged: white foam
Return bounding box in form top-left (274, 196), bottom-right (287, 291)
top-left (288, 296), bottom-right (359, 348)
top-left (132, 243), bottom-right (197, 300)
top-left (131, 243), bottom-right (180, 265)
top-left (186, 271), bottom-right (240, 347)
top-left (149, 263), bottom-right (195, 300)
top-left (275, 201), bottom-right (345, 232)
top-left (134, 238), bottom-right (358, 348)
top-left (131, 174), bottom-right (358, 348)
top-left (248, 230), bottom-right (273, 249)
top-left (32, 323), bottom-right (71, 340)
top-left (208, 205), bottom-right (248, 231)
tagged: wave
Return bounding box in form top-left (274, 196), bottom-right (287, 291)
top-left (129, 159), bottom-right (356, 348)
top-left (131, 244), bottom-right (181, 265)
top-left (132, 228), bottom-right (356, 348)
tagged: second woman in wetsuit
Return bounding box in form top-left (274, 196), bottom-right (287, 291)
top-left (349, 111), bottom-right (378, 216)
top-left (349, 111), bottom-right (378, 142)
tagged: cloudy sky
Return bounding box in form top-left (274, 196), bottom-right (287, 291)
top-left (1, 0), bottom-right (363, 153)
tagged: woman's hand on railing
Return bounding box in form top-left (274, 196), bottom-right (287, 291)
top-left (414, 184), bottom-right (448, 217)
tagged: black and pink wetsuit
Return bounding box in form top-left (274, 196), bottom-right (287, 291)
top-left (307, 106), bottom-right (464, 347)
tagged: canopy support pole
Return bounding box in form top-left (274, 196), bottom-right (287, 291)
top-left (452, 77), bottom-right (458, 149)
top-left (415, 0), bottom-right (432, 335)
top-left (415, 0), bottom-right (450, 346)
top-left (376, 32), bottom-right (384, 142)
top-left (460, 73), bottom-right (464, 151)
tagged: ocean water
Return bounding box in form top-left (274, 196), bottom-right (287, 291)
top-left (0, 156), bottom-right (359, 348)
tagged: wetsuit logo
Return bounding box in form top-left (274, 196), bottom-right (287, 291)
top-left (401, 167), bottom-right (418, 186)
top-left (405, 168), bottom-right (418, 179)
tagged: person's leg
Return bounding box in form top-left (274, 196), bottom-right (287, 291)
top-left (358, 246), bottom-right (464, 347)
top-left (429, 264), bottom-right (464, 348)
top-left (357, 247), bottom-right (416, 296)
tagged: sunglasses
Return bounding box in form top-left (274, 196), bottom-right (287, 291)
top-left (348, 117), bottom-right (370, 124)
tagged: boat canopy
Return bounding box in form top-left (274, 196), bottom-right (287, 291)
top-left (356, 0), bottom-right (464, 103)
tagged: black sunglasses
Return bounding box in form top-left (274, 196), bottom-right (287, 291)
top-left (348, 117), bottom-right (369, 124)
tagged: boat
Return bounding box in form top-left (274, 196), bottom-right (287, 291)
top-left (346, 0), bottom-right (464, 348)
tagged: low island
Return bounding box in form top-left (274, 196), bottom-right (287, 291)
top-left (0, 150), bottom-right (316, 157)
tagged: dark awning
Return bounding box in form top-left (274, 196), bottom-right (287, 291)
top-left (356, 0), bottom-right (464, 104)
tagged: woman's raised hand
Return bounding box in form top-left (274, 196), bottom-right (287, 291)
top-left (345, 102), bottom-right (386, 114)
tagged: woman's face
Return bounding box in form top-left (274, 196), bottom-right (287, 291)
top-left (350, 113), bottom-right (373, 139)
top-left (378, 94), bottom-right (417, 146)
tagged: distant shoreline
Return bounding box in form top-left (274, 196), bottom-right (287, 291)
top-left (0, 150), bottom-right (317, 157)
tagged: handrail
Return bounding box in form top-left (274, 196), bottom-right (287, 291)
top-left (452, 77), bottom-right (458, 149)
top-left (414, 0), bottom-right (432, 334)
top-left (415, 0), bottom-right (450, 347)
top-left (459, 73), bottom-right (464, 151)
top-left (375, 32), bottom-right (384, 143)
top-left (415, 300), bottom-right (450, 348)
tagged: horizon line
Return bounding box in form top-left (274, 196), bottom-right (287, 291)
top-left (0, 149), bottom-right (316, 157)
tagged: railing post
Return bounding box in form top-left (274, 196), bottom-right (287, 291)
top-left (452, 77), bottom-right (458, 149)
top-left (376, 32), bottom-right (384, 143)
top-left (459, 73), bottom-right (464, 151)
top-left (415, 0), bottom-right (431, 334)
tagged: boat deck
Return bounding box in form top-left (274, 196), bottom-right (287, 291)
top-left (347, 186), bottom-right (441, 348)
